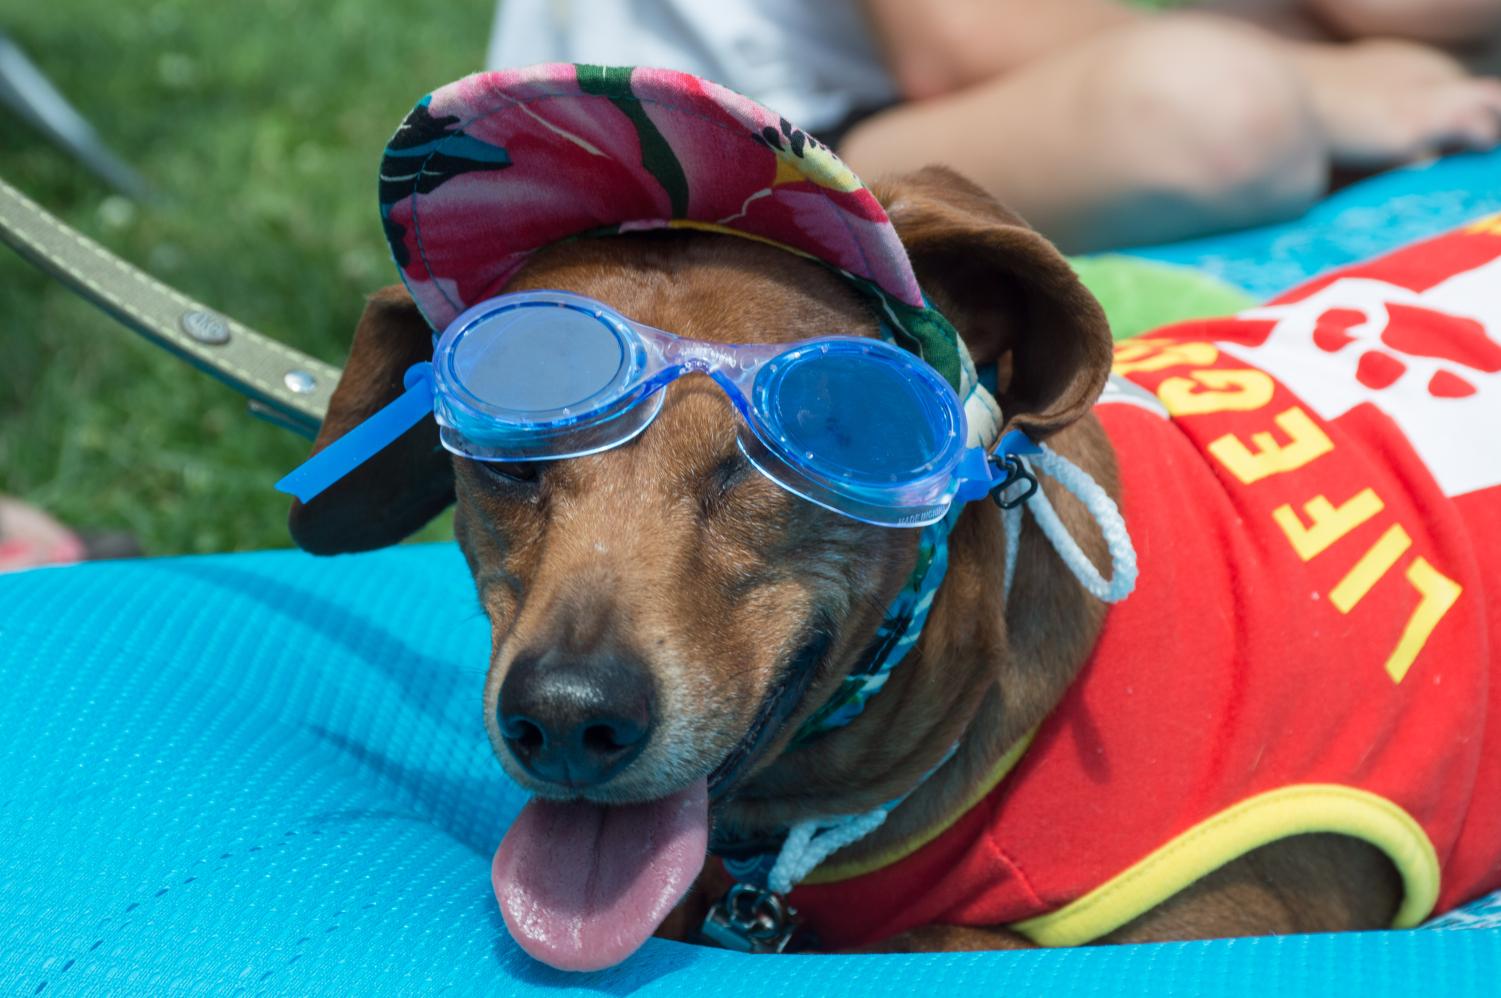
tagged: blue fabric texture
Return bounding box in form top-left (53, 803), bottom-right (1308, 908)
top-left (1125, 150), bottom-right (1501, 298)
top-left (4, 154), bottom-right (1500, 994)
top-left (0, 546), bottom-right (1497, 996)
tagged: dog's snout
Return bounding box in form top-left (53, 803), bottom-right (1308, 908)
top-left (498, 647), bottom-right (656, 788)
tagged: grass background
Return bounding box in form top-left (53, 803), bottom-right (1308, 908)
top-left (0, 4), bottom-right (1254, 558)
top-left (0, 0), bottom-right (492, 555)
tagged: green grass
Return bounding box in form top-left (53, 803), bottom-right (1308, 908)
top-left (0, 4), bottom-right (1256, 558)
top-left (0, 0), bottom-right (490, 555)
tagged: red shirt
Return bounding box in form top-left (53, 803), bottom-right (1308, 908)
top-left (782, 217), bottom-right (1501, 950)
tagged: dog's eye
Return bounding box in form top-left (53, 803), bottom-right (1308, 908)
top-left (713, 452), bottom-right (755, 492)
top-left (702, 452), bottom-right (755, 512)
top-left (474, 460), bottom-right (543, 486)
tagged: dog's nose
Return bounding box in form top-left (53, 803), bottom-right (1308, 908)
top-left (498, 647), bottom-right (655, 788)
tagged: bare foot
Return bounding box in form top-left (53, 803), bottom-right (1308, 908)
top-left (1289, 38), bottom-right (1501, 168)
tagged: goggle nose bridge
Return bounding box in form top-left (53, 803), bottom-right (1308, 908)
top-left (663, 338), bottom-right (733, 371)
top-left (652, 330), bottom-right (783, 376)
top-left (641, 333), bottom-right (780, 419)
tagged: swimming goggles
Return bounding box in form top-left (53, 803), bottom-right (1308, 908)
top-left (276, 290), bottom-right (1039, 527)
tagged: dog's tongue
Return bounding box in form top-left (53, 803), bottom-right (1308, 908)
top-left (493, 779), bottom-right (709, 972)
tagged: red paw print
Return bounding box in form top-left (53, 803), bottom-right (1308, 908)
top-left (1312, 304), bottom-right (1501, 399)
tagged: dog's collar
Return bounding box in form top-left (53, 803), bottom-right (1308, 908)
top-left (702, 508), bottom-right (955, 803)
top-left (707, 424), bottom-right (1040, 802)
top-left (702, 442), bottom-right (1140, 951)
top-left (706, 627), bottom-right (833, 800)
top-left (789, 501), bottom-right (963, 743)
top-left (713, 729), bottom-right (1038, 892)
top-left (703, 505), bottom-right (958, 804)
top-left (788, 426), bottom-right (1041, 745)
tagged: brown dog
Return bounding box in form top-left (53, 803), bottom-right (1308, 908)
top-left (289, 167), bottom-right (1406, 959)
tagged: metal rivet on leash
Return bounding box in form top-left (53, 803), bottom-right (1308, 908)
top-left (700, 883), bottom-right (810, 954)
top-left (180, 309), bottom-right (231, 345)
top-left (283, 369), bottom-right (317, 394)
top-left (990, 455), bottom-right (1040, 509)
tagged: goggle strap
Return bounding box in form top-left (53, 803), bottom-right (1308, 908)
top-left (275, 362), bottom-right (436, 503)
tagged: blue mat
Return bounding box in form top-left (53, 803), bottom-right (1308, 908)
top-left (4, 154), bottom-right (1501, 995)
top-left (0, 547), bottom-right (1497, 997)
top-left (1125, 150), bottom-right (1501, 298)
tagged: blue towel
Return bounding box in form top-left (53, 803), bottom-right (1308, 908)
top-left (1126, 151), bottom-right (1501, 298)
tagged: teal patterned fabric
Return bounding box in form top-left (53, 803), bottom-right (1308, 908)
top-left (793, 502), bottom-right (962, 742)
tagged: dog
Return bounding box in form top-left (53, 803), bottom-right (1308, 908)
top-left (285, 66), bottom-right (1499, 970)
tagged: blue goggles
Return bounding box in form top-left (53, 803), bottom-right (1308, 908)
top-left (277, 290), bottom-right (1037, 526)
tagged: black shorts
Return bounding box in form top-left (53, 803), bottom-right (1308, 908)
top-left (815, 99), bottom-right (901, 153)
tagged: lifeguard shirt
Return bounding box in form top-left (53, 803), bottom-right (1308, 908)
top-left (781, 217), bottom-right (1501, 950)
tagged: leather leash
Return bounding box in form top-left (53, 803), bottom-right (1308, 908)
top-left (0, 175), bottom-right (337, 437)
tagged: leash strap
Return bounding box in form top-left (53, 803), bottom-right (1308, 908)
top-left (0, 176), bottom-right (338, 437)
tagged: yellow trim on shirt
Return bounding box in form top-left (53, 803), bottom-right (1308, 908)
top-left (1464, 213), bottom-right (1501, 236)
top-left (801, 730), bottom-right (1037, 886)
top-left (1011, 783), bottom-right (1440, 946)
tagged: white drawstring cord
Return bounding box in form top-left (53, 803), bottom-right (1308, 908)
top-left (1018, 443), bottom-right (1137, 603)
top-left (766, 809), bottom-right (891, 895)
top-left (1002, 501), bottom-right (1024, 599)
top-left (1003, 443), bottom-right (1137, 604)
top-left (766, 743), bottom-right (960, 895)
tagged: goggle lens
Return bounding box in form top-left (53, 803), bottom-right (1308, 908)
top-left (764, 349), bottom-right (949, 483)
top-left (448, 302), bottom-right (629, 415)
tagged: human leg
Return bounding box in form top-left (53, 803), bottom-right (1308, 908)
top-left (839, 15), bottom-right (1326, 251)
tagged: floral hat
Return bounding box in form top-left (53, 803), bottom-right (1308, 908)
top-left (378, 63), bottom-right (1000, 445)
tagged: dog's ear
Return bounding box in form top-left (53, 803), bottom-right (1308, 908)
top-left (287, 285), bottom-right (454, 554)
top-left (873, 166), bottom-right (1113, 437)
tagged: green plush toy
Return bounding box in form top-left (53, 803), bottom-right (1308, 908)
top-left (1072, 254), bottom-right (1256, 340)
